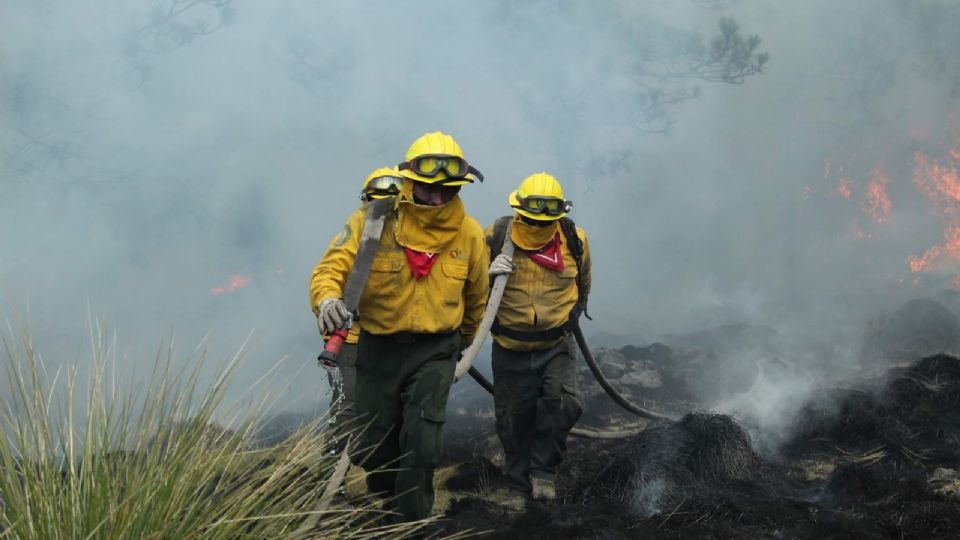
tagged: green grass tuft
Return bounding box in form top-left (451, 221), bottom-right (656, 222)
top-left (0, 321), bottom-right (431, 539)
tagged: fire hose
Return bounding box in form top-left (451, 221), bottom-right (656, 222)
top-left (454, 224), bottom-right (672, 439)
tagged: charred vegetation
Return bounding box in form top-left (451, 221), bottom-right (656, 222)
top-left (437, 353), bottom-right (960, 538)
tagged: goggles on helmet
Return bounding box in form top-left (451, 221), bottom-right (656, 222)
top-left (399, 154), bottom-right (485, 183)
top-left (361, 174), bottom-right (403, 201)
top-left (511, 196), bottom-right (572, 216)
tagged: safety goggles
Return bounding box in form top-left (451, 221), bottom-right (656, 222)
top-left (512, 196), bottom-right (572, 216)
top-left (399, 154), bottom-right (484, 183)
top-left (361, 175), bottom-right (403, 201)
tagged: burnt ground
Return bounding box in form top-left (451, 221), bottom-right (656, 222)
top-left (432, 352), bottom-right (960, 539)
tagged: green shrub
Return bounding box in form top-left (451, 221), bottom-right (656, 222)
top-left (0, 323), bottom-right (428, 539)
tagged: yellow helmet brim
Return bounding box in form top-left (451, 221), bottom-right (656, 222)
top-left (401, 169), bottom-right (476, 186)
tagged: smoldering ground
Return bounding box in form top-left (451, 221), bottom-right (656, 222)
top-left (4, 2), bottom-right (960, 529)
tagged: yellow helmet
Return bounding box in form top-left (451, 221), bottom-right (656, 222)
top-left (361, 166), bottom-right (403, 201)
top-left (398, 131), bottom-right (484, 186)
top-left (508, 172), bottom-right (572, 221)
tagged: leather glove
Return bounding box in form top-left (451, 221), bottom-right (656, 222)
top-left (488, 253), bottom-right (515, 277)
top-left (318, 298), bottom-right (352, 334)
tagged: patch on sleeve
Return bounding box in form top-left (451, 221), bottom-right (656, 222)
top-left (333, 223), bottom-right (352, 247)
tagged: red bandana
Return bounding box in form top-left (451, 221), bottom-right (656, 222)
top-left (527, 232), bottom-right (565, 272)
top-left (404, 248), bottom-right (439, 280)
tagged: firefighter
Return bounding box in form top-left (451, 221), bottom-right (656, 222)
top-left (485, 172), bottom-right (590, 503)
top-left (318, 167), bottom-right (404, 432)
top-left (310, 132), bottom-right (488, 522)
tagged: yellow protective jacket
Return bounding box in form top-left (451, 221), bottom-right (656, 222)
top-left (310, 197), bottom-right (488, 344)
top-left (485, 218), bottom-right (592, 352)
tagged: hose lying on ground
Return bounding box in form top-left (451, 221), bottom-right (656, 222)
top-left (468, 367), bottom-right (648, 439)
top-left (572, 325), bottom-right (674, 422)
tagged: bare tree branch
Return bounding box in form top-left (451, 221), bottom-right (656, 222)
top-left (127, 0), bottom-right (238, 86)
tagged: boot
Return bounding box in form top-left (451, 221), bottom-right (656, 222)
top-left (531, 476), bottom-right (556, 502)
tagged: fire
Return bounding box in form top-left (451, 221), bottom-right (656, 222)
top-left (863, 167), bottom-right (891, 224)
top-left (837, 178), bottom-right (852, 199)
top-left (913, 151), bottom-right (960, 210)
top-left (822, 159), bottom-right (892, 240)
top-left (212, 274), bottom-right (253, 295)
top-left (910, 147), bottom-right (960, 273)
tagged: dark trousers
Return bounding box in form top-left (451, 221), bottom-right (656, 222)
top-left (353, 330), bottom-right (460, 522)
top-left (492, 337), bottom-right (583, 492)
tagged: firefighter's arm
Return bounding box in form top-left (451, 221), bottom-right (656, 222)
top-left (461, 227), bottom-right (490, 344)
top-left (579, 228), bottom-right (592, 299)
top-left (309, 208), bottom-right (364, 314)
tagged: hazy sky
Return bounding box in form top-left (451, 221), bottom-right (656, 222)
top-left (3, 0), bottom-right (960, 411)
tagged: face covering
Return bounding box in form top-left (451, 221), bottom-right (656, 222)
top-left (510, 214), bottom-right (559, 251)
top-left (395, 178), bottom-right (465, 257)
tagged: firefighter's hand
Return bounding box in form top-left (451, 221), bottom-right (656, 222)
top-left (318, 298), bottom-right (352, 334)
top-left (488, 254), bottom-right (515, 277)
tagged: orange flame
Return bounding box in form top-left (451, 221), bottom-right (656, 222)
top-left (212, 274), bottom-right (253, 295)
top-left (837, 178), bottom-right (852, 199)
top-left (863, 167), bottom-right (891, 224)
top-left (910, 147), bottom-right (960, 273)
top-left (913, 151), bottom-right (960, 211)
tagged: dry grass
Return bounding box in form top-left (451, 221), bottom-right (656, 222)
top-left (0, 320), bottom-right (433, 539)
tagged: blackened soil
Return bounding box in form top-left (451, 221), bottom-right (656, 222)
top-left (436, 355), bottom-right (960, 539)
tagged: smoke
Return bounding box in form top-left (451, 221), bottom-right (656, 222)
top-left (630, 475), bottom-right (666, 518)
top-left (3, 0), bottom-right (960, 422)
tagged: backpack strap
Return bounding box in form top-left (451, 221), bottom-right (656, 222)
top-left (558, 217), bottom-right (591, 320)
top-left (490, 215), bottom-right (591, 323)
top-left (488, 215), bottom-right (513, 261)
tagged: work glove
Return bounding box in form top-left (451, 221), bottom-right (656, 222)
top-left (488, 253), bottom-right (515, 277)
top-left (318, 298), bottom-right (353, 334)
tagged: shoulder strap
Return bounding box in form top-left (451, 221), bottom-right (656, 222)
top-left (559, 217), bottom-right (590, 319)
top-left (489, 216), bottom-right (513, 259)
top-left (342, 197), bottom-right (393, 312)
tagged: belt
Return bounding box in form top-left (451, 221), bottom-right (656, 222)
top-left (491, 306), bottom-right (582, 342)
top-left (490, 320), bottom-right (573, 342)
top-left (370, 330), bottom-right (457, 344)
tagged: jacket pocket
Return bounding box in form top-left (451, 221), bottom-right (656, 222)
top-left (544, 266), bottom-right (578, 306)
top-left (440, 261), bottom-right (468, 307)
top-left (560, 383), bottom-right (583, 428)
top-left (414, 402), bottom-right (447, 468)
top-left (366, 255), bottom-right (405, 311)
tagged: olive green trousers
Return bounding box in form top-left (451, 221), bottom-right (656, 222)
top-left (353, 330), bottom-right (459, 522)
